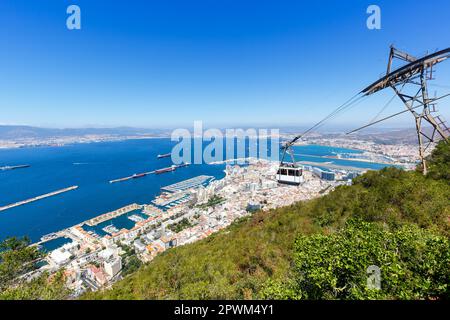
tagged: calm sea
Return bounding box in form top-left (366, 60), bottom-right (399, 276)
top-left (0, 139), bottom-right (392, 242)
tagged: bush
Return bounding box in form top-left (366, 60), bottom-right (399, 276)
top-left (261, 220), bottom-right (450, 300)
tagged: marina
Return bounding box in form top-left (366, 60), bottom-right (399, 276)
top-left (0, 186), bottom-right (78, 213)
top-left (38, 236), bottom-right (73, 252)
top-left (102, 224), bottom-right (120, 235)
top-left (128, 214), bottom-right (145, 222)
top-left (84, 203), bottom-right (142, 226)
top-left (81, 209), bottom-right (150, 237)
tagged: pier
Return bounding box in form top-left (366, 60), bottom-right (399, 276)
top-left (0, 186), bottom-right (78, 213)
top-left (0, 164), bottom-right (30, 171)
top-left (84, 203), bottom-right (142, 226)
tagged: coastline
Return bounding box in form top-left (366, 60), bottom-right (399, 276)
top-left (0, 135), bottom-right (170, 151)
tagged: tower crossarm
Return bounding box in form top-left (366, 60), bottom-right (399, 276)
top-left (362, 48), bottom-right (450, 96)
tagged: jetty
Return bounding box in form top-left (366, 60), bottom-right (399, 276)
top-left (0, 164), bottom-right (30, 171)
top-left (0, 186), bottom-right (79, 212)
top-left (84, 203), bottom-right (142, 226)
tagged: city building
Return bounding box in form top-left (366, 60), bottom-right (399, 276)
top-left (313, 167), bottom-right (335, 181)
top-left (103, 256), bottom-right (122, 279)
top-left (49, 249), bottom-right (72, 266)
top-left (134, 239), bottom-right (146, 252)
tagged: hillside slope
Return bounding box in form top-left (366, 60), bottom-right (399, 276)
top-left (87, 142), bottom-right (450, 300)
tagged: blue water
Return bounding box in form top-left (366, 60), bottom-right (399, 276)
top-left (0, 139), bottom-right (394, 242)
top-left (82, 209), bottom-right (149, 237)
top-left (0, 139), bottom-right (226, 242)
top-left (293, 145), bottom-right (391, 171)
top-left (40, 237), bottom-right (73, 252)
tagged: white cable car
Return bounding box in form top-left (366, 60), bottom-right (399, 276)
top-left (277, 163), bottom-right (302, 185)
top-left (277, 142), bottom-right (303, 185)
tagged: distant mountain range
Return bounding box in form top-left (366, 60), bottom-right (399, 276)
top-left (350, 127), bottom-right (441, 145)
top-left (0, 124), bottom-right (427, 145)
top-left (0, 125), bottom-right (171, 140)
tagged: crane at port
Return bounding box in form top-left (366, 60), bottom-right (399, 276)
top-left (277, 46), bottom-right (450, 183)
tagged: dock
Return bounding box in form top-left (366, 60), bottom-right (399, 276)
top-left (0, 186), bottom-right (79, 212)
top-left (0, 164), bottom-right (30, 171)
top-left (84, 203), bottom-right (142, 226)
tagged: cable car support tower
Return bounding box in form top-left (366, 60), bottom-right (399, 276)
top-left (350, 46), bottom-right (450, 174)
top-left (277, 46), bottom-right (449, 184)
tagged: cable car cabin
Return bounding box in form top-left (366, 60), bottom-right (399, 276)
top-left (277, 164), bottom-right (303, 185)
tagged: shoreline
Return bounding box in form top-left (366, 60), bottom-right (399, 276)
top-left (0, 136), bottom-right (170, 151)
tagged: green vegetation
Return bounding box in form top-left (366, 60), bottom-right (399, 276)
top-left (0, 270), bottom-right (71, 300)
top-left (0, 237), bottom-right (42, 291)
top-left (168, 218), bottom-right (194, 233)
top-left (119, 244), bottom-right (143, 277)
top-left (0, 237), bottom-right (70, 300)
top-left (196, 195), bottom-right (225, 209)
top-left (423, 141), bottom-right (450, 182)
top-left (261, 220), bottom-right (449, 300)
top-left (86, 141), bottom-right (449, 300)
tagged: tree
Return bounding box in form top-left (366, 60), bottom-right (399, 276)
top-left (423, 140), bottom-right (450, 182)
top-left (0, 270), bottom-right (71, 300)
top-left (0, 237), bottom-right (42, 291)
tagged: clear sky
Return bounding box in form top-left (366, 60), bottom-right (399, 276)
top-left (1, 0), bottom-right (449, 129)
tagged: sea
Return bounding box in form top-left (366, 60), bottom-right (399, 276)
top-left (0, 138), bottom-right (394, 243)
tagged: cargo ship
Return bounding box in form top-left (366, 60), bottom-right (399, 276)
top-left (109, 163), bottom-right (189, 183)
top-left (0, 164), bottom-right (30, 171)
top-left (154, 165), bottom-right (177, 174)
top-left (157, 153), bottom-right (171, 159)
top-left (110, 172), bottom-right (150, 183)
top-left (177, 162), bottom-right (190, 168)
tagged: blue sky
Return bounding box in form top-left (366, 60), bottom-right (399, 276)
top-left (0, 0), bottom-right (449, 129)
